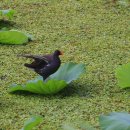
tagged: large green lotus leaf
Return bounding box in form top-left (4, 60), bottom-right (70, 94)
top-left (0, 9), bottom-right (15, 19)
top-left (9, 79), bottom-right (67, 95)
top-left (21, 115), bottom-right (43, 130)
top-left (99, 112), bottom-right (130, 130)
top-left (9, 62), bottom-right (85, 95)
top-left (115, 63), bottom-right (130, 88)
top-left (0, 30), bottom-right (31, 45)
top-left (49, 62), bottom-right (86, 83)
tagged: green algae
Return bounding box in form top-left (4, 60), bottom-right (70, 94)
top-left (0, 0), bottom-right (130, 130)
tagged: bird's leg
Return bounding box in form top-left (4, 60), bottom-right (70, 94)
top-left (34, 69), bottom-right (47, 81)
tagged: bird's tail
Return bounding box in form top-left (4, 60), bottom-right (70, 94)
top-left (17, 54), bottom-right (36, 59)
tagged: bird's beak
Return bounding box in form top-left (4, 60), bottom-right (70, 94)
top-left (60, 51), bottom-right (63, 55)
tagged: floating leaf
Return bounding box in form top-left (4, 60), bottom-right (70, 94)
top-left (49, 62), bottom-right (86, 83)
top-left (99, 112), bottom-right (130, 130)
top-left (62, 123), bottom-right (77, 130)
top-left (9, 62), bottom-right (85, 95)
top-left (0, 30), bottom-right (32, 45)
top-left (0, 9), bottom-right (15, 19)
top-left (62, 122), bottom-right (96, 130)
top-left (115, 63), bottom-right (130, 88)
top-left (9, 79), bottom-right (67, 95)
top-left (118, 0), bottom-right (129, 7)
top-left (21, 115), bottom-right (43, 130)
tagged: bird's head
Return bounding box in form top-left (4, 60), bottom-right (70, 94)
top-left (54, 50), bottom-right (63, 56)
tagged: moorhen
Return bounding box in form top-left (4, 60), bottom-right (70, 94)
top-left (20, 50), bottom-right (63, 80)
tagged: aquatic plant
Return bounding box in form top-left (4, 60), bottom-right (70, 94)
top-left (21, 112), bottom-right (130, 130)
top-left (9, 62), bottom-right (86, 95)
top-left (0, 29), bottom-right (33, 45)
top-left (99, 112), bottom-right (130, 130)
top-left (115, 63), bottom-right (130, 88)
top-left (63, 112), bottom-right (130, 130)
top-left (21, 115), bottom-right (43, 130)
top-left (0, 9), bottom-right (15, 20)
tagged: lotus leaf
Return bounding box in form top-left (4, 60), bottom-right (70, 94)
top-left (21, 115), bottom-right (43, 130)
top-left (99, 112), bottom-right (130, 130)
top-left (49, 62), bottom-right (86, 83)
top-left (9, 79), bottom-right (67, 95)
top-left (9, 62), bottom-right (85, 95)
top-left (115, 63), bottom-right (130, 88)
top-left (0, 9), bottom-right (15, 19)
top-left (0, 30), bottom-right (32, 45)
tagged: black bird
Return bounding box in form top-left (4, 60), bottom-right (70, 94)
top-left (20, 50), bottom-right (63, 80)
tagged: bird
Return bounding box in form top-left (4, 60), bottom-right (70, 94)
top-left (19, 50), bottom-right (63, 80)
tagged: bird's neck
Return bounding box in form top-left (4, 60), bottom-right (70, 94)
top-left (52, 55), bottom-right (61, 64)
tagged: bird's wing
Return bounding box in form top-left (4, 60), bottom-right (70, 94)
top-left (42, 54), bottom-right (53, 63)
top-left (18, 54), bottom-right (44, 60)
top-left (19, 54), bottom-right (48, 69)
top-left (19, 54), bottom-right (51, 64)
top-left (24, 60), bottom-right (47, 69)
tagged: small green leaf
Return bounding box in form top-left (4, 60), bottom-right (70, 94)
top-left (0, 9), bottom-right (15, 19)
top-left (115, 63), bottom-right (130, 88)
top-left (21, 115), bottom-right (43, 130)
top-left (99, 112), bottom-right (130, 130)
top-left (62, 124), bottom-right (77, 130)
top-left (0, 30), bottom-right (32, 45)
top-left (49, 62), bottom-right (86, 83)
top-left (118, 0), bottom-right (129, 7)
top-left (62, 122), bottom-right (96, 130)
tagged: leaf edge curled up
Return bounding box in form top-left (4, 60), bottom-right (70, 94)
top-left (49, 62), bottom-right (86, 83)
